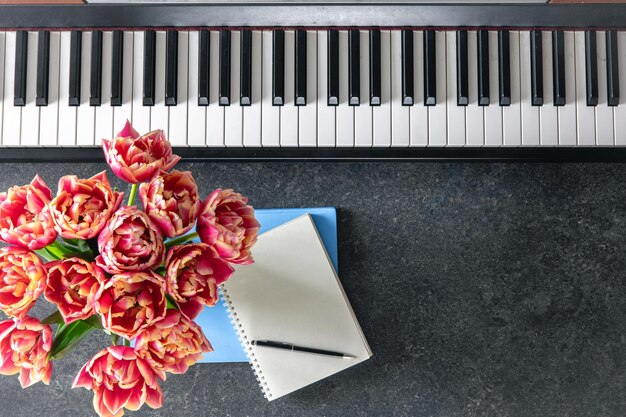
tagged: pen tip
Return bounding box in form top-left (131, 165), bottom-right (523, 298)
top-left (344, 354), bottom-right (357, 359)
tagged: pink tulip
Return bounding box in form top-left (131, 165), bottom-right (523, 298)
top-left (165, 243), bottom-right (234, 319)
top-left (197, 188), bottom-right (260, 265)
top-left (102, 120), bottom-right (181, 184)
top-left (139, 170), bottom-right (201, 238)
top-left (93, 271), bottom-right (167, 340)
top-left (48, 171), bottom-right (124, 240)
top-left (95, 206), bottom-right (165, 274)
top-left (0, 175), bottom-right (57, 250)
top-left (44, 257), bottom-right (106, 324)
top-left (0, 247), bottom-right (46, 319)
top-left (135, 310), bottom-right (212, 376)
top-left (0, 317), bottom-right (53, 388)
top-left (73, 346), bottom-right (163, 417)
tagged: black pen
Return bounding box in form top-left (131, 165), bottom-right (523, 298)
top-left (251, 340), bottom-right (356, 359)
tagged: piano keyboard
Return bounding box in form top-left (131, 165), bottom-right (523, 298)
top-left (2, 3), bottom-right (626, 161)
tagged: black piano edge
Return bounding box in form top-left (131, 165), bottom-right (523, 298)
top-left (2, 4), bottom-right (626, 30)
top-left (2, 147), bottom-right (626, 163)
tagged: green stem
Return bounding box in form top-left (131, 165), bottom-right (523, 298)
top-left (127, 183), bottom-right (139, 206)
top-left (123, 338), bottom-right (131, 347)
top-left (164, 231), bottom-right (199, 249)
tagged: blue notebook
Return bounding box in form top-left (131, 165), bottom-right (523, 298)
top-left (195, 207), bottom-right (338, 363)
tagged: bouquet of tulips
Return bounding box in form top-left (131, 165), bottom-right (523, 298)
top-left (0, 121), bottom-right (260, 417)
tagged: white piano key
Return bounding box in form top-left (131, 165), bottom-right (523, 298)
top-left (261, 31), bottom-right (280, 146)
top-left (206, 31), bottom-right (224, 147)
top-left (446, 31), bottom-right (466, 146)
top-left (410, 30), bottom-right (428, 146)
top-left (20, 31), bottom-right (39, 146)
top-left (466, 31), bottom-right (484, 146)
top-left (373, 30), bottom-right (391, 146)
top-left (243, 30), bottom-right (262, 147)
top-left (336, 30), bottom-right (354, 147)
top-left (615, 31), bottom-right (626, 146)
top-left (484, 30), bottom-right (503, 146)
top-left (354, 30), bottom-right (373, 147)
top-left (95, 31), bottom-right (113, 144)
top-left (519, 31), bottom-right (539, 146)
top-left (187, 31), bottom-right (206, 146)
top-left (574, 31), bottom-right (595, 146)
top-left (39, 31), bottom-right (60, 146)
top-left (0, 33), bottom-right (5, 145)
top-left (280, 30), bottom-right (298, 147)
top-left (113, 31), bottom-right (134, 135)
top-left (299, 30), bottom-right (317, 147)
top-left (76, 31), bottom-right (95, 146)
top-left (540, 30), bottom-right (558, 146)
top-left (558, 31), bottom-right (577, 146)
top-left (152, 31), bottom-right (169, 138)
top-left (595, 31), bottom-right (614, 146)
top-left (503, 31), bottom-right (521, 146)
top-left (224, 31), bottom-right (243, 147)
top-left (2, 31), bottom-right (19, 146)
top-left (390, 30), bottom-right (409, 147)
top-left (58, 32), bottom-right (76, 146)
top-left (169, 31), bottom-right (188, 146)
top-left (131, 31), bottom-right (150, 135)
top-left (316, 30), bottom-right (335, 147)
top-left (428, 31), bottom-right (447, 146)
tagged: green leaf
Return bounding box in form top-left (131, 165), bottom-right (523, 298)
top-left (55, 323), bottom-right (65, 337)
top-left (110, 333), bottom-right (120, 346)
top-left (34, 248), bottom-right (61, 262)
top-left (41, 310), bottom-right (64, 325)
top-left (48, 316), bottom-right (102, 360)
top-left (165, 294), bottom-right (179, 310)
top-left (83, 315), bottom-right (103, 330)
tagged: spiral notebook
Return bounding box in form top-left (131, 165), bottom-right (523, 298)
top-left (196, 207), bottom-right (339, 363)
top-left (221, 214), bottom-right (372, 401)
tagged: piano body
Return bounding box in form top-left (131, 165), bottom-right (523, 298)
top-left (0, 3), bottom-right (626, 161)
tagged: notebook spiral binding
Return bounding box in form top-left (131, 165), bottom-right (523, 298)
top-left (220, 285), bottom-right (273, 400)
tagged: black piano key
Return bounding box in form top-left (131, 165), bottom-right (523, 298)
top-left (424, 30), bottom-right (436, 106)
top-left (498, 30), bottom-right (511, 106)
top-left (68, 31), bottom-right (82, 106)
top-left (198, 30), bottom-right (210, 106)
top-left (111, 30), bottom-right (123, 106)
top-left (14, 30), bottom-right (27, 107)
top-left (219, 30), bottom-right (231, 106)
top-left (165, 30), bottom-right (178, 106)
top-left (143, 30), bottom-right (156, 106)
top-left (90, 30), bottom-right (102, 106)
top-left (477, 30), bottom-right (490, 106)
top-left (456, 30), bottom-right (468, 106)
top-left (369, 30), bottom-right (381, 106)
top-left (585, 30), bottom-right (598, 106)
top-left (272, 30), bottom-right (284, 106)
top-left (35, 31), bottom-right (50, 107)
top-left (401, 29), bottom-right (413, 106)
top-left (349, 30), bottom-right (360, 106)
top-left (606, 30), bottom-right (619, 107)
top-left (530, 30), bottom-right (543, 106)
top-left (327, 30), bottom-right (339, 106)
top-left (295, 30), bottom-right (307, 106)
top-left (552, 30), bottom-right (566, 106)
top-left (240, 30), bottom-right (252, 106)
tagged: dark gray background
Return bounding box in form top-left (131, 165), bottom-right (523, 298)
top-left (0, 161), bottom-right (624, 417)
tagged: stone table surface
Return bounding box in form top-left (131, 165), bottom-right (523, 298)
top-left (0, 161), bottom-right (624, 417)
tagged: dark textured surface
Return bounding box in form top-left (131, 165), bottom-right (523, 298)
top-left (0, 162), bottom-right (625, 417)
